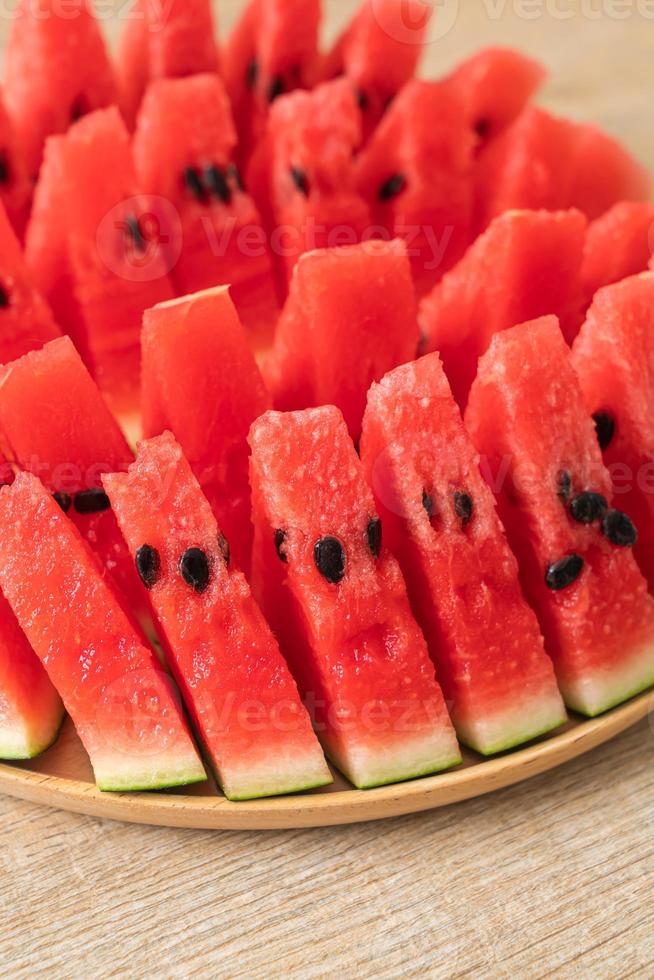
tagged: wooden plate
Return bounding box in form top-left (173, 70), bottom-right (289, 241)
top-left (1, 690), bottom-right (651, 829)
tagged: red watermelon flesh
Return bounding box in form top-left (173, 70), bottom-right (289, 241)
top-left (133, 74), bottom-right (279, 349)
top-left (444, 47), bottom-right (546, 148)
top-left (104, 432), bottom-right (331, 800)
top-left (0, 472), bottom-right (206, 790)
top-left (25, 107), bottom-right (174, 418)
top-left (116, 0), bottom-right (220, 128)
top-left (0, 202), bottom-right (61, 365)
top-left (3, 0), bottom-right (116, 179)
top-left (141, 287), bottom-right (272, 574)
top-left (572, 273), bottom-right (654, 591)
top-left (319, 0), bottom-right (432, 141)
top-left (0, 90), bottom-right (31, 237)
top-left (355, 79), bottom-right (475, 296)
top-left (360, 354), bottom-right (566, 753)
top-left (581, 202), bottom-right (654, 305)
top-left (0, 337), bottom-right (146, 619)
top-left (264, 239), bottom-right (419, 441)
top-left (419, 208), bottom-right (587, 407)
top-left (249, 406), bottom-right (460, 787)
top-left (475, 106), bottom-right (650, 233)
top-left (249, 78), bottom-right (370, 292)
top-left (224, 0), bottom-right (321, 167)
top-left (466, 315), bottom-right (654, 716)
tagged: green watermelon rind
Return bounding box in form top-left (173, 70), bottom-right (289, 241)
top-left (225, 773), bottom-right (333, 803)
top-left (346, 753), bottom-right (463, 792)
top-left (96, 769), bottom-right (208, 794)
top-left (0, 709), bottom-right (66, 761)
top-left (452, 693), bottom-right (568, 757)
top-left (561, 642), bottom-right (654, 718)
top-left (327, 736), bottom-right (462, 791)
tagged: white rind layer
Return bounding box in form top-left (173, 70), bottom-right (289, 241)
top-left (451, 691), bottom-right (567, 756)
top-left (93, 748), bottom-right (207, 793)
top-left (328, 731), bottom-right (462, 790)
top-left (221, 748), bottom-right (333, 801)
top-left (561, 640), bottom-right (654, 717)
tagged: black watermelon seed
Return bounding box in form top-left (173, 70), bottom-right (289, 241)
top-left (183, 165), bottom-right (206, 201)
top-left (227, 163), bottom-right (245, 191)
top-left (357, 88), bottom-right (368, 112)
top-left (217, 531), bottom-right (230, 566)
top-left (422, 490), bottom-right (434, 518)
top-left (601, 509), bottom-right (637, 547)
top-left (378, 173), bottom-right (407, 202)
top-left (569, 491), bottom-right (608, 525)
top-left (367, 517), bottom-right (382, 558)
top-left (204, 164), bottom-right (232, 204)
top-left (135, 544), bottom-right (161, 590)
top-left (557, 469), bottom-right (572, 503)
top-left (314, 536), bottom-right (345, 584)
top-left (454, 491), bottom-right (474, 528)
top-left (593, 411), bottom-right (615, 451)
top-left (0, 284), bottom-right (9, 308)
top-left (125, 215), bottom-right (146, 253)
top-left (474, 117), bottom-right (490, 140)
top-left (545, 553), bottom-right (584, 591)
top-left (179, 547), bottom-right (211, 593)
top-left (268, 75), bottom-right (285, 103)
top-left (74, 488), bottom-right (111, 514)
top-left (246, 59), bottom-right (258, 89)
top-left (290, 165), bottom-right (310, 197)
top-left (274, 528), bottom-right (288, 563)
top-left (0, 150), bottom-right (10, 185)
top-left (53, 491), bottom-right (72, 514)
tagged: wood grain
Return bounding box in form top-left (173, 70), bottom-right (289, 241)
top-left (2, 1), bottom-right (654, 975)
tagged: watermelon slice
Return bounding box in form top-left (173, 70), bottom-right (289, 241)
top-left (444, 47), bottom-right (546, 148)
top-left (582, 202), bottom-right (654, 304)
top-left (572, 273), bottom-right (654, 591)
top-left (141, 287), bottom-right (271, 574)
top-left (0, 337), bottom-right (145, 618)
top-left (249, 78), bottom-right (370, 291)
top-left (466, 315), bottom-right (654, 716)
top-left (0, 202), bottom-right (61, 365)
top-left (0, 89), bottom-right (31, 237)
top-left (419, 209), bottom-right (587, 407)
top-left (224, 0), bottom-right (321, 166)
top-left (116, 0), bottom-right (220, 127)
top-left (319, 0), bottom-right (432, 141)
top-left (104, 432), bottom-right (331, 800)
top-left (132, 74), bottom-right (279, 348)
top-left (475, 107), bottom-right (650, 232)
top-left (3, 0), bottom-right (116, 178)
top-left (0, 472), bottom-right (206, 790)
top-left (25, 107), bottom-right (174, 418)
top-left (360, 354), bottom-right (566, 753)
top-left (264, 239), bottom-right (419, 441)
top-left (249, 406), bottom-right (461, 787)
top-left (355, 79), bottom-right (475, 295)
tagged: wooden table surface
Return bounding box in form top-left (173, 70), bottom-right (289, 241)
top-left (2, 2), bottom-right (654, 977)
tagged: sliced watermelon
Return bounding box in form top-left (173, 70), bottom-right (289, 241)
top-left (360, 354), bottom-right (566, 753)
top-left (355, 79), bottom-right (475, 295)
top-left (104, 432), bottom-right (331, 800)
top-left (319, 0), bottom-right (432, 141)
top-left (475, 107), bottom-right (650, 232)
top-left (264, 239), bottom-right (419, 440)
top-left (444, 47), bottom-right (546, 148)
top-left (582, 202), bottom-right (654, 304)
top-left (0, 89), bottom-right (31, 237)
top-left (0, 337), bottom-right (145, 618)
top-left (141, 287), bottom-right (271, 574)
top-left (133, 74), bottom-right (279, 349)
top-left (419, 208), bottom-right (587, 407)
top-left (224, 0), bottom-right (321, 166)
top-left (116, 0), bottom-right (220, 128)
top-left (249, 406), bottom-right (461, 787)
top-left (572, 273), bottom-right (654, 591)
top-left (0, 472), bottom-right (206, 790)
top-left (466, 315), bottom-right (654, 716)
top-left (3, 0), bottom-right (116, 178)
top-left (25, 107), bottom-right (174, 418)
top-left (249, 78), bottom-right (370, 291)
top-left (0, 202), bottom-right (61, 365)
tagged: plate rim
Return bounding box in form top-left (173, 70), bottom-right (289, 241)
top-left (0, 690), bottom-right (651, 830)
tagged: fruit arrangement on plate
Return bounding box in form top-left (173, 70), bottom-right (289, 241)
top-left (0, 0), bottom-right (653, 812)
